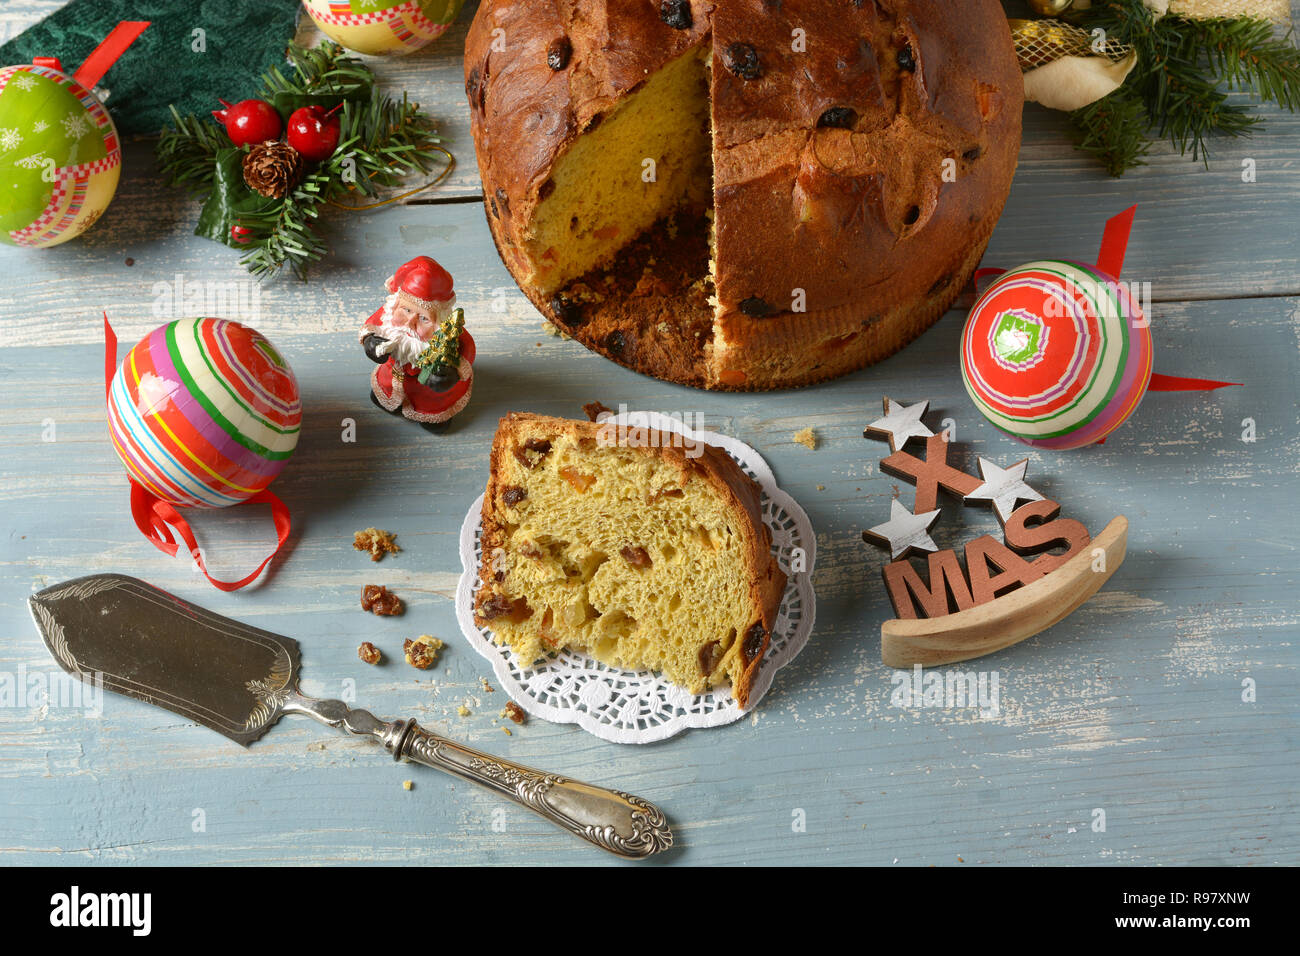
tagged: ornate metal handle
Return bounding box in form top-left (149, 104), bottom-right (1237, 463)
top-left (396, 719), bottom-right (672, 859)
top-left (283, 694), bottom-right (672, 859)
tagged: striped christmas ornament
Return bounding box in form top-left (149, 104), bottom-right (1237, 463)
top-left (302, 0), bottom-right (464, 56)
top-left (0, 63), bottom-right (121, 248)
top-left (107, 318), bottom-right (301, 509)
top-left (960, 259), bottom-right (1153, 450)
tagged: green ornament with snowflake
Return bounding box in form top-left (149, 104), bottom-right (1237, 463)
top-left (0, 62), bottom-right (121, 247)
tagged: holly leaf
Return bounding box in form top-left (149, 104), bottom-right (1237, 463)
top-left (194, 146), bottom-right (278, 247)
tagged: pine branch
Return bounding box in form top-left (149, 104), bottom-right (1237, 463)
top-left (1069, 89), bottom-right (1152, 177)
top-left (1192, 17), bottom-right (1300, 111)
top-left (324, 92), bottom-right (444, 199)
top-left (1064, 0), bottom-right (1300, 175)
top-left (257, 41), bottom-right (371, 100)
top-left (157, 106), bottom-right (227, 194)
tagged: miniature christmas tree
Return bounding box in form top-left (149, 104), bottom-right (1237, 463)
top-left (416, 308), bottom-right (464, 391)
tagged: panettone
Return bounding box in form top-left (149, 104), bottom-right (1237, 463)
top-left (465, 0), bottom-right (1023, 390)
top-left (474, 413), bottom-right (787, 708)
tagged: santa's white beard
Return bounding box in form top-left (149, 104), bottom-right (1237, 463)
top-left (375, 326), bottom-right (426, 367)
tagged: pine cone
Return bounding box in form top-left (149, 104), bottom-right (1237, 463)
top-left (242, 140), bottom-right (304, 199)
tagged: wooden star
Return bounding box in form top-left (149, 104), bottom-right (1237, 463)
top-left (864, 499), bottom-right (942, 560)
top-left (864, 397), bottom-right (935, 452)
top-left (964, 458), bottom-right (1045, 523)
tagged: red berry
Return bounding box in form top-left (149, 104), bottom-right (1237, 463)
top-left (213, 99), bottom-right (282, 148)
top-left (286, 105), bottom-right (342, 163)
top-left (230, 223), bottom-right (253, 244)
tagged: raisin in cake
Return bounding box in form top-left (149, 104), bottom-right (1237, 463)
top-left (465, 0), bottom-right (1023, 390)
top-left (475, 413), bottom-right (787, 708)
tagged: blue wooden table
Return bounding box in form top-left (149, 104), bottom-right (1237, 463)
top-left (1, 1), bottom-right (1296, 866)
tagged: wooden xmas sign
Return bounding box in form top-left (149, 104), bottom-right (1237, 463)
top-left (862, 398), bottom-right (1128, 668)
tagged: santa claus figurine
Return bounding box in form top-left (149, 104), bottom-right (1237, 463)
top-left (359, 255), bottom-right (475, 429)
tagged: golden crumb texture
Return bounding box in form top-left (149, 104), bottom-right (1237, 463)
top-left (354, 527), bottom-right (400, 561)
top-left (474, 413), bottom-right (787, 709)
top-left (793, 427), bottom-right (818, 450)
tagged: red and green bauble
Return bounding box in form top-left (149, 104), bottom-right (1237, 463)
top-left (301, 0), bottom-right (465, 56)
top-left (961, 260), bottom-right (1154, 450)
top-left (0, 63), bottom-right (121, 247)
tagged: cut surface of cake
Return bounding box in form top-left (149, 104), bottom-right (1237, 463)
top-left (474, 413), bottom-right (787, 709)
top-left (465, 0), bottom-right (1024, 390)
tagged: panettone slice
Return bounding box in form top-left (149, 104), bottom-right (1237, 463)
top-left (475, 413), bottom-right (787, 709)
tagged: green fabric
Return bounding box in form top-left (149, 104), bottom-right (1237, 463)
top-left (0, 0), bottom-right (302, 136)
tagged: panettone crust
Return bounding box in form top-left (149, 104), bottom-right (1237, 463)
top-left (466, 0), bottom-right (1023, 391)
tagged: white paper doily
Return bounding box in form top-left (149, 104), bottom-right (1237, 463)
top-left (454, 411), bottom-right (816, 744)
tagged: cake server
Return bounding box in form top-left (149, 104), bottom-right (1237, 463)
top-left (28, 573), bottom-right (672, 859)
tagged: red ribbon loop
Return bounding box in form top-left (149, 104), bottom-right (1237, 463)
top-left (105, 313), bottom-right (292, 591)
top-left (73, 21), bottom-right (150, 90)
top-left (128, 483), bottom-right (292, 592)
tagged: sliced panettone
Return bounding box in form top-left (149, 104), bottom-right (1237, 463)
top-left (474, 413), bottom-right (787, 709)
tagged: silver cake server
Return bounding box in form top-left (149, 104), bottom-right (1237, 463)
top-left (28, 573), bottom-right (672, 859)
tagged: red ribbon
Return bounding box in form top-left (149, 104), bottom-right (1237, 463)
top-left (73, 21), bottom-right (150, 90)
top-left (1148, 373), bottom-right (1241, 392)
top-left (1096, 205), bottom-right (1137, 280)
top-left (1094, 206), bottom-right (1240, 391)
top-left (104, 314), bottom-right (292, 591)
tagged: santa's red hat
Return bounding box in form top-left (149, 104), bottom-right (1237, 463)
top-left (386, 256), bottom-right (454, 309)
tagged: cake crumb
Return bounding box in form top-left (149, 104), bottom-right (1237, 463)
top-left (357, 641), bottom-right (382, 665)
top-left (479, 677), bottom-right (495, 693)
top-left (361, 584), bottom-right (403, 616)
top-left (817, 484), bottom-right (826, 491)
top-left (403, 635), bottom-right (444, 670)
top-left (456, 704), bottom-right (471, 717)
top-left (793, 427), bottom-right (818, 450)
top-left (501, 701), bottom-right (526, 725)
top-left (502, 727), bottom-right (512, 736)
top-left (582, 401), bottom-right (613, 422)
top-left (402, 780), bottom-right (413, 791)
top-left (353, 527), bottom-right (399, 561)
top-left (542, 319), bottom-right (571, 340)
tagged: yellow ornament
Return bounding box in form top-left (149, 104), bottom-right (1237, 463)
top-left (301, 0), bottom-right (464, 57)
top-left (0, 63), bottom-right (121, 248)
top-left (1029, 0), bottom-right (1075, 14)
